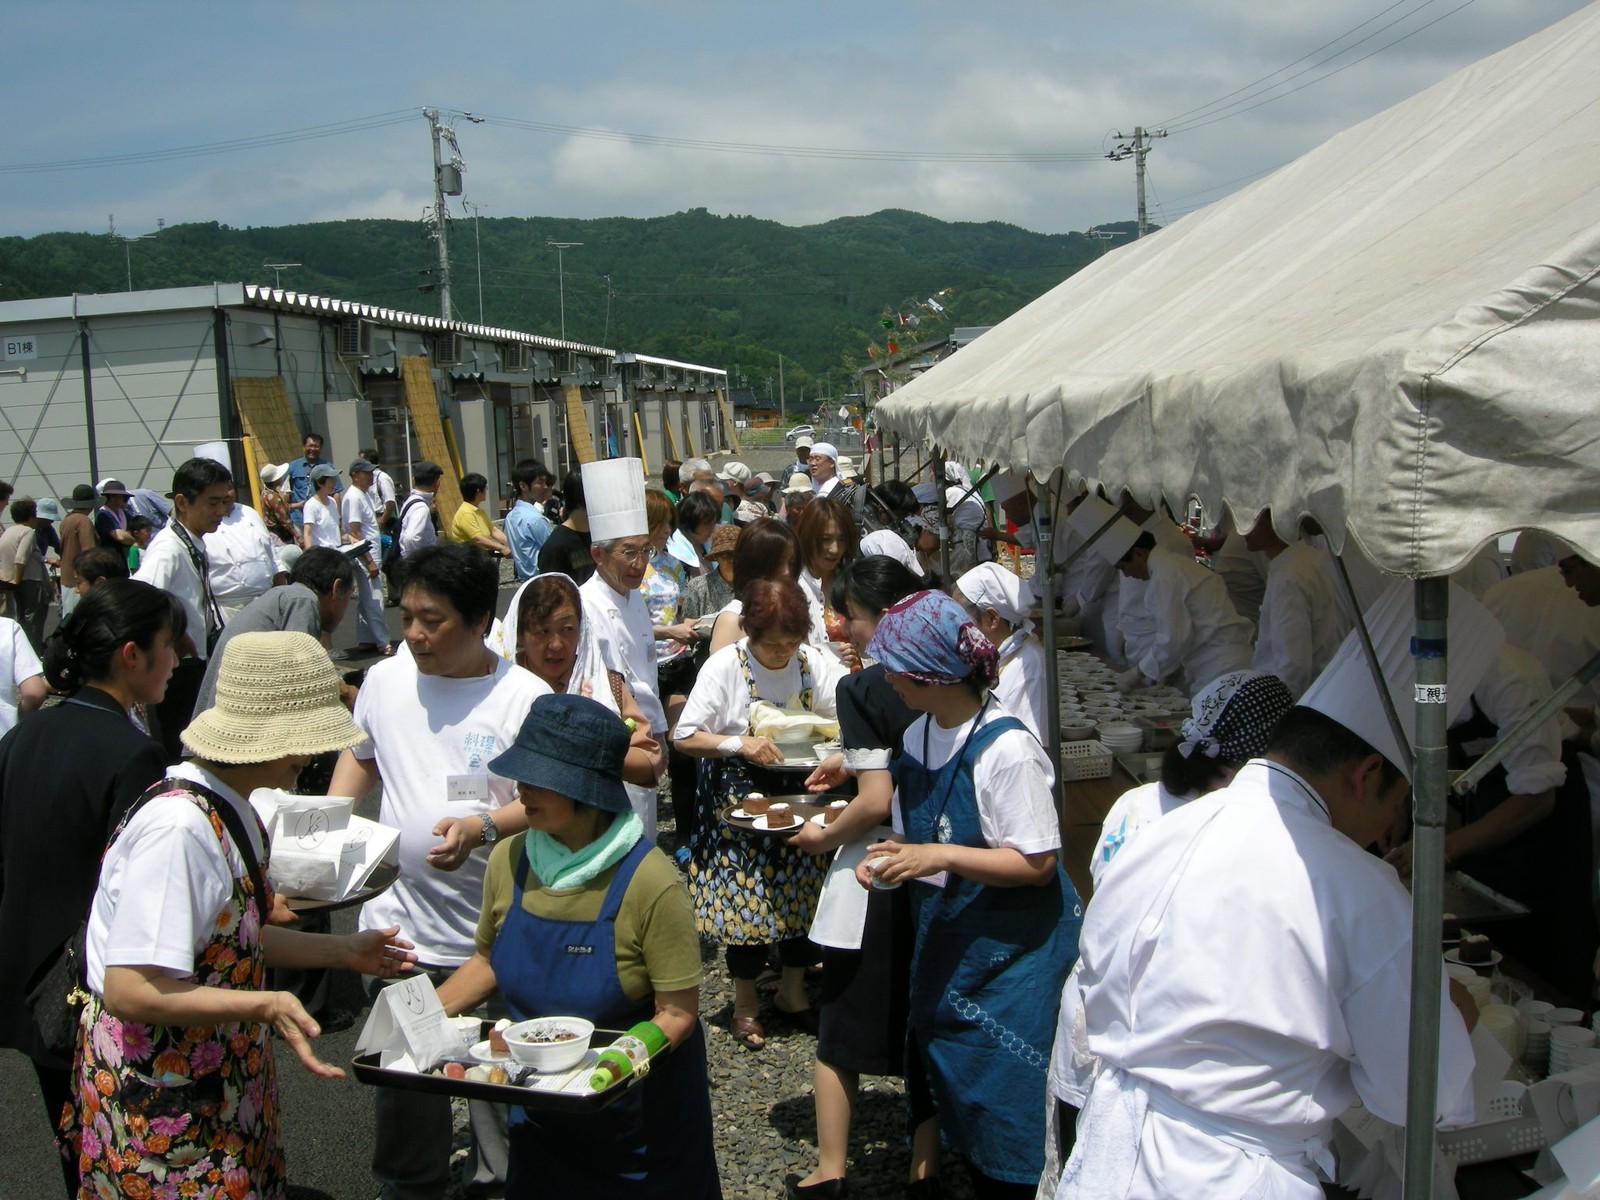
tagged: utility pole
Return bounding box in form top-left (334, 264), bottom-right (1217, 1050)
top-left (1107, 126), bottom-right (1167, 238)
top-left (778, 354), bottom-right (786, 424)
top-left (547, 239), bottom-right (582, 340)
top-left (602, 273), bottom-right (614, 346)
top-left (422, 108), bottom-right (482, 320)
top-left (463, 201), bottom-right (489, 323)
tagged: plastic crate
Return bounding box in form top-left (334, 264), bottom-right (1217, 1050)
top-left (1061, 740), bottom-right (1114, 781)
top-left (1436, 1082), bottom-right (1546, 1164)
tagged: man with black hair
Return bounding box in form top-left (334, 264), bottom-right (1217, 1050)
top-left (194, 547), bottom-right (356, 714)
top-left (1055, 587), bottom-right (1485, 1199)
top-left (286, 430), bottom-right (334, 530)
top-left (330, 542), bottom-right (547, 1200)
top-left (503, 458), bottom-right (554, 579)
top-left (397, 461), bottom-right (444, 558)
top-left (0, 499), bottom-right (48, 647)
top-left (536, 468), bottom-right (594, 582)
top-left (134, 457), bottom-right (233, 759)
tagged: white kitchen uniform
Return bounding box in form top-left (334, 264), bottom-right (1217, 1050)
top-left (578, 571), bottom-right (666, 837)
top-left (1088, 779), bottom-right (1192, 890)
top-left (994, 629), bottom-right (1049, 745)
top-left (1117, 519), bottom-right (1194, 668)
top-left (1252, 540), bottom-right (1353, 698)
top-left (1511, 529), bottom-right (1565, 574)
top-left (1061, 760), bottom-right (1475, 1200)
top-left (1457, 644), bottom-right (1567, 796)
top-left (1210, 530), bottom-right (1269, 629)
top-left (1484, 564), bottom-right (1600, 711)
top-left (1453, 542), bottom-right (1507, 600)
top-left (205, 503), bottom-right (284, 623)
top-left (1132, 545), bottom-right (1253, 692)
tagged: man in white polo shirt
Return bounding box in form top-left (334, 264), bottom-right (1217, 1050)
top-left (330, 543), bottom-right (548, 1200)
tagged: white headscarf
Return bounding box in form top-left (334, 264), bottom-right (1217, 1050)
top-left (956, 562), bottom-right (1035, 634)
top-left (488, 572), bottom-right (620, 714)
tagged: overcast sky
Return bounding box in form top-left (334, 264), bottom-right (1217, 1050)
top-left (3, 0), bottom-right (1588, 243)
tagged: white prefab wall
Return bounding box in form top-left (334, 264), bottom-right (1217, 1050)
top-left (0, 309), bottom-right (222, 500)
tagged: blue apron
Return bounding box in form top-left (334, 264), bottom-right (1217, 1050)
top-left (894, 706), bottom-right (1082, 1185)
top-left (490, 838), bottom-right (721, 1199)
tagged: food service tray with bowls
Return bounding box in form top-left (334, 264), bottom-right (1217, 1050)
top-left (720, 798), bottom-right (827, 837)
top-left (285, 862), bottom-right (400, 915)
top-left (353, 1026), bottom-right (641, 1113)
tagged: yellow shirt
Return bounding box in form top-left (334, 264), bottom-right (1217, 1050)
top-left (476, 834), bottom-right (703, 1001)
top-left (451, 502), bottom-right (495, 545)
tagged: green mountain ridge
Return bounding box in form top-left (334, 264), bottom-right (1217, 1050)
top-left (0, 208), bottom-right (1135, 396)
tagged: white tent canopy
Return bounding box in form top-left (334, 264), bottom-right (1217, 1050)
top-left (875, 2), bottom-right (1600, 578)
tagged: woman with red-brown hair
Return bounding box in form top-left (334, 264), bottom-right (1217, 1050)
top-left (674, 578), bottom-right (846, 1049)
top-left (793, 498), bottom-right (860, 669)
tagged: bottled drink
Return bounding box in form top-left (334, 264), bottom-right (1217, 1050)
top-left (587, 1020), bottom-right (668, 1091)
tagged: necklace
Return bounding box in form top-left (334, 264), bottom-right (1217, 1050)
top-left (1261, 761), bottom-right (1331, 821)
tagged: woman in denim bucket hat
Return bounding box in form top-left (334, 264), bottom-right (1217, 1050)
top-left (438, 692), bottom-right (720, 1198)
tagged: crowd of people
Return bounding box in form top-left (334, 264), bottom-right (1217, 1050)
top-left (1, 439), bottom-right (1598, 1200)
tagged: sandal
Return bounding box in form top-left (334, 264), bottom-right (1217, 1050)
top-left (755, 967), bottom-right (782, 997)
top-left (730, 1015), bottom-right (766, 1050)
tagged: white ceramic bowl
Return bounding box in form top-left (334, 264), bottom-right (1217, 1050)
top-left (502, 1016), bottom-right (596, 1072)
top-left (1062, 721), bottom-right (1097, 742)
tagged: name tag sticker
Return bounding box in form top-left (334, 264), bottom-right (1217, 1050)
top-left (1414, 684), bottom-right (1448, 704)
top-left (447, 774), bottom-right (491, 805)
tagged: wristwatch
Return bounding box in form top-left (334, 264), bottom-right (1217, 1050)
top-left (478, 813), bottom-right (499, 846)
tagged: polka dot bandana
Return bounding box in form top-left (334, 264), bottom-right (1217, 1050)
top-left (1178, 670), bottom-right (1295, 762)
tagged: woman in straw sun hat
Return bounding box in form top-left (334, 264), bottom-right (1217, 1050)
top-left (62, 631), bottom-right (418, 1200)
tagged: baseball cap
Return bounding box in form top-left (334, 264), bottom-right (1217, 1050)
top-left (349, 459), bottom-right (375, 475)
top-left (309, 464), bottom-right (340, 483)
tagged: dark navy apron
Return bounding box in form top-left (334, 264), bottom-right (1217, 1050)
top-left (1449, 703), bottom-right (1597, 1003)
top-left (893, 705), bottom-right (1082, 1185)
top-left (491, 838), bottom-right (721, 1199)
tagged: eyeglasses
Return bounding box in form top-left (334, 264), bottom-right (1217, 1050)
top-left (610, 545), bottom-right (650, 564)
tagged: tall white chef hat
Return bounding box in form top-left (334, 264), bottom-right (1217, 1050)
top-left (1090, 517), bottom-right (1143, 565)
top-left (988, 470), bottom-right (1026, 506)
top-left (1065, 493), bottom-right (1117, 539)
top-left (1298, 579), bottom-right (1504, 779)
top-left (955, 562), bottom-right (1035, 633)
top-left (582, 457), bottom-right (648, 543)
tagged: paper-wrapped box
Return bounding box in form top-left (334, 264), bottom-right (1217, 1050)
top-left (250, 789), bottom-right (399, 902)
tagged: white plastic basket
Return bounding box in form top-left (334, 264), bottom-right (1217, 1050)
top-left (1436, 1082), bottom-right (1546, 1164)
top-left (1060, 740), bottom-right (1114, 781)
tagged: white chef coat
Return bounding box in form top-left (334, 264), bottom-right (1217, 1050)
top-left (1063, 760), bottom-right (1475, 1199)
top-left (1133, 546), bottom-right (1253, 692)
top-left (204, 503), bottom-right (283, 620)
top-left (1455, 643), bottom-right (1567, 796)
top-left (1511, 529), bottom-right (1565, 574)
top-left (1210, 530), bottom-right (1269, 629)
top-left (579, 571), bottom-right (665, 734)
top-left (994, 630), bottom-right (1048, 745)
top-left (1117, 519), bottom-right (1194, 668)
top-left (1483, 565), bottom-right (1600, 710)
top-left (1252, 540), bottom-right (1354, 699)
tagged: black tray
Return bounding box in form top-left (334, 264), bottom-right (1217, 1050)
top-left (352, 1027), bottom-right (644, 1113)
top-left (285, 861), bottom-right (400, 914)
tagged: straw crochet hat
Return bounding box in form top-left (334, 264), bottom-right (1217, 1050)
top-left (182, 631), bottom-right (366, 763)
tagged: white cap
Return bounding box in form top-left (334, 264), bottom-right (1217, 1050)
top-left (810, 442), bottom-right (839, 462)
top-left (783, 472), bottom-right (813, 495)
top-left (794, 433), bottom-right (814, 450)
top-left (943, 460), bottom-right (969, 486)
top-left (717, 461), bottom-right (752, 484)
top-left (582, 457), bottom-right (648, 543)
top-left (836, 455), bottom-right (857, 479)
top-left (989, 471), bottom-right (1026, 505)
top-left (1299, 580), bottom-right (1504, 779)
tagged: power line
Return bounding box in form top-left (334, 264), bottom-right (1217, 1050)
top-left (0, 110), bottom-right (418, 175)
top-left (1163, 0), bottom-right (1478, 133)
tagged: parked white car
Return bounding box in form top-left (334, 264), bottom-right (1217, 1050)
top-left (784, 424), bottom-right (816, 443)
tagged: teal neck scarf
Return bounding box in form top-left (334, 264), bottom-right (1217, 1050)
top-left (524, 809), bottom-right (643, 890)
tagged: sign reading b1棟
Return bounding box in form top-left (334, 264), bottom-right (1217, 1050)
top-left (3, 334), bottom-right (38, 360)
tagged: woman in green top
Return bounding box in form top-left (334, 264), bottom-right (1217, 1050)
top-left (437, 692), bottom-right (719, 1198)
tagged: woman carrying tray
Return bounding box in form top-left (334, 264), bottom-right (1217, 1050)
top-left (437, 692), bottom-right (719, 1199)
top-left (674, 577), bottom-right (847, 1050)
top-left (858, 590), bottom-right (1081, 1197)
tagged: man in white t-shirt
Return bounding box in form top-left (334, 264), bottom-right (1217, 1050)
top-left (341, 459), bottom-right (391, 654)
top-left (330, 542), bottom-right (547, 1200)
top-left (396, 461), bottom-right (444, 558)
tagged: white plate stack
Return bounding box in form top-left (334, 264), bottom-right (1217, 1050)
top-left (1096, 722), bottom-right (1145, 755)
top-left (1548, 1023), bottom-right (1596, 1075)
top-left (1523, 1020), bottom-right (1551, 1074)
top-left (1461, 974), bottom-right (1493, 1012)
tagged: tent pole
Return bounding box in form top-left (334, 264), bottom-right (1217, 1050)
top-left (1032, 473), bottom-right (1064, 808)
top-left (935, 450), bottom-right (952, 579)
top-left (1403, 577), bottom-right (1449, 1200)
top-left (1328, 551), bottom-right (1415, 774)
top-left (892, 435), bottom-right (902, 482)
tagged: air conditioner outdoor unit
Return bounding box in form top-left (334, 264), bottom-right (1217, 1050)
top-left (337, 316), bottom-right (373, 359)
top-left (503, 343), bottom-right (532, 372)
top-left (433, 332), bottom-right (464, 365)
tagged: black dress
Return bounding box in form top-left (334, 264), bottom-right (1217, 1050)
top-left (815, 664), bottom-right (918, 1075)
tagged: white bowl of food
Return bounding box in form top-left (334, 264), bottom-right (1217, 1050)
top-left (501, 1016), bottom-right (595, 1072)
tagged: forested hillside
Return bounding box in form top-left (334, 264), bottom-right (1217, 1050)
top-left (0, 209), bottom-right (1135, 396)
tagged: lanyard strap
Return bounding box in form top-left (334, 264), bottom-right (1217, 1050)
top-left (171, 523), bottom-right (225, 639)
